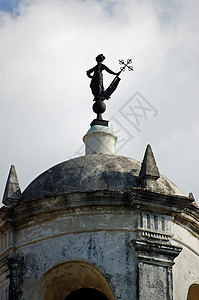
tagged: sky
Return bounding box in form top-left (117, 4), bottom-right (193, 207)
top-left (0, 0), bottom-right (199, 205)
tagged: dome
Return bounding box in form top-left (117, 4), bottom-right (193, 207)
top-left (21, 154), bottom-right (184, 202)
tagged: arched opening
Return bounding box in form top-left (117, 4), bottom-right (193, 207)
top-left (65, 288), bottom-right (109, 300)
top-left (187, 284), bottom-right (199, 300)
top-left (32, 261), bottom-right (114, 300)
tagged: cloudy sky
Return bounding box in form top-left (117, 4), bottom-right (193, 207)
top-left (1, 0), bottom-right (199, 205)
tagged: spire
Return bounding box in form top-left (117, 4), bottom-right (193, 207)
top-left (2, 165), bottom-right (21, 207)
top-left (139, 144), bottom-right (160, 189)
top-left (188, 192), bottom-right (196, 204)
top-left (188, 192), bottom-right (194, 200)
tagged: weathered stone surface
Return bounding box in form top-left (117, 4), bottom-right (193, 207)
top-left (130, 238), bottom-right (181, 299)
top-left (32, 261), bottom-right (115, 300)
top-left (0, 186), bottom-right (198, 300)
top-left (130, 239), bottom-right (182, 266)
top-left (130, 188), bottom-right (193, 214)
top-left (139, 144), bottom-right (160, 189)
top-left (8, 256), bottom-right (24, 300)
top-left (0, 257), bottom-right (9, 300)
top-left (2, 165), bottom-right (21, 207)
top-left (21, 154), bottom-right (184, 202)
top-left (137, 262), bottom-right (170, 300)
top-left (20, 222), bottom-right (137, 300)
top-left (0, 145), bottom-right (198, 300)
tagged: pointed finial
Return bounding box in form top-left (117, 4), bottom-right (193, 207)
top-left (188, 192), bottom-right (194, 199)
top-left (2, 165), bottom-right (21, 207)
top-left (188, 192), bottom-right (195, 203)
top-left (139, 144), bottom-right (160, 188)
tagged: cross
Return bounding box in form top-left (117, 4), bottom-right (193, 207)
top-left (119, 59), bottom-right (134, 72)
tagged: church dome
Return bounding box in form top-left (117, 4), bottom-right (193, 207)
top-left (21, 154), bottom-right (184, 202)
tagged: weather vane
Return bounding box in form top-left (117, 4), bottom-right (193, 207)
top-left (119, 59), bottom-right (134, 72)
top-left (87, 54), bottom-right (134, 127)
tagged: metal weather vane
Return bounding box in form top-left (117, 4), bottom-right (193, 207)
top-left (87, 55), bottom-right (134, 127)
top-left (119, 59), bottom-right (134, 72)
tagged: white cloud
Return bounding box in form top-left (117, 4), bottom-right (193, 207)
top-left (1, 0), bottom-right (199, 203)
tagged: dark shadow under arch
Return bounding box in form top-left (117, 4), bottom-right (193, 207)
top-left (65, 288), bottom-right (109, 300)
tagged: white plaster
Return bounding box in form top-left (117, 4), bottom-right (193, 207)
top-left (14, 209), bottom-right (137, 247)
top-left (83, 125), bottom-right (117, 155)
top-left (21, 230), bottom-right (137, 300)
top-left (172, 222), bottom-right (199, 300)
top-left (0, 203), bottom-right (198, 300)
top-left (139, 212), bottom-right (172, 234)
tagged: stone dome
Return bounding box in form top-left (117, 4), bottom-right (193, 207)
top-left (21, 154), bottom-right (184, 202)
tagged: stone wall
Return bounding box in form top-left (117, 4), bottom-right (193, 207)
top-left (6, 204), bottom-right (138, 300)
top-left (0, 189), bottom-right (198, 300)
top-left (172, 222), bottom-right (199, 299)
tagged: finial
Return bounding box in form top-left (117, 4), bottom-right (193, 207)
top-left (87, 55), bottom-right (133, 127)
top-left (139, 144), bottom-right (160, 188)
top-left (188, 192), bottom-right (195, 201)
top-left (2, 165), bottom-right (21, 207)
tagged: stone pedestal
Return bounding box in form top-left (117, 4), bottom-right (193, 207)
top-left (83, 125), bottom-right (117, 155)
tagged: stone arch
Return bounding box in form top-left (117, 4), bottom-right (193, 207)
top-left (32, 261), bottom-right (114, 300)
top-left (187, 283), bottom-right (199, 300)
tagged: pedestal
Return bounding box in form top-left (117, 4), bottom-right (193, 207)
top-left (83, 125), bottom-right (117, 155)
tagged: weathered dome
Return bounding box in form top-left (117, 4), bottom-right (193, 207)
top-left (22, 154), bottom-right (183, 202)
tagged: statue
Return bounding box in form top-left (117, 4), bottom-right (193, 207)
top-left (87, 55), bottom-right (133, 127)
top-left (87, 54), bottom-right (121, 101)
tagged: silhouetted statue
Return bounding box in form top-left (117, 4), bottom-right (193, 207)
top-left (87, 54), bottom-right (134, 127)
top-left (87, 54), bottom-right (121, 101)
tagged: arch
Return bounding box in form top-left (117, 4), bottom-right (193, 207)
top-left (32, 261), bottom-right (114, 300)
top-left (65, 288), bottom-right (109, 299)
top-left (187, 284), bottom-right (199, 300)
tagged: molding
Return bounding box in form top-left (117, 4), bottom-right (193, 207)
top-left (136, 228), bottom-right (173, 241)
top-left (174, 203), bottom-right (199, 236)
top-left (129, 239), bottom-right (182, 267)
top-left (0, 188), bottom-right (196, 237)
top-left (130, 188), bottom-right (193, 215)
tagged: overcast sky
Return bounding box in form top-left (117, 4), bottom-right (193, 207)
top-left (1, 0), bottom-right (199, 205)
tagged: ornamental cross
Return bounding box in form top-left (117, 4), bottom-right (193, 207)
top-left (119, 59), bottom-right (134, 72)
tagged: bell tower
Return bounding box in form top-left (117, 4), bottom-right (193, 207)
top-left (0, 55), bottom-right (199, 300)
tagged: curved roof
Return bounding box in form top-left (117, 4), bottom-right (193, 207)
top-left (21, 154), bottom-right (184, 202)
